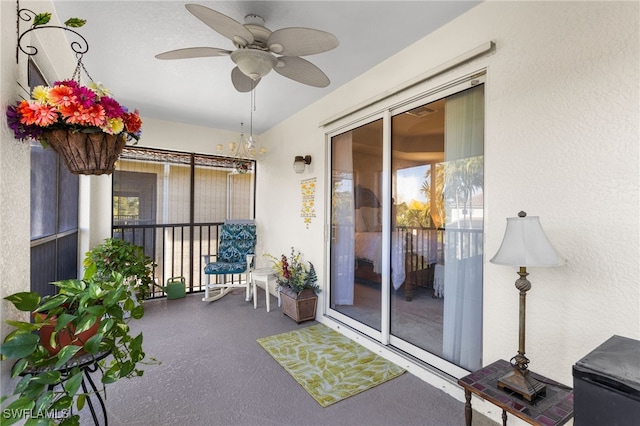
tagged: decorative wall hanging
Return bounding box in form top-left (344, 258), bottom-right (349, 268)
top-left (6, 8), bottom-right (142, 175)
top-left (300, 177), bottom-right (316, 228)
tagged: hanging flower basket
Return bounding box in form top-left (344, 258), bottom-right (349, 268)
top-left (44, 129), bottom-right (126, 175)
top-left (6, 59), bottom-right (142, 175)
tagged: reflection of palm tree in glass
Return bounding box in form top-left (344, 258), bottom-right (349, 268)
top-left (422, 164), bottom-right (446, 229)
top-left (332, 180), bottom-right (355, 226)
top-left (444, 156), bottom-right (483, 228)
top-left (410, 200), bottom-right (430, 228)
top-left (395, 200), bottom-right (430, 228)
top-left (422, 156), bottom-right (483, 229)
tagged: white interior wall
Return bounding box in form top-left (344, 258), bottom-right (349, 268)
top-left (1, 1), bottom-right (638, 422)
top-left (255, 0), bottom-right (639, 407)
top-left (69, 0), bottom-right (639, 399)
top-left (134, 116), bottom-right (239, 154)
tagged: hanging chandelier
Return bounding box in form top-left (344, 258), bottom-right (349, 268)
top-left (216, 89), bottom-right (266, 174)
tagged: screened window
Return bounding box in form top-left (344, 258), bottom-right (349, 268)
top-left (29, 59), bottom-right (79, 296)
top-left (113, 147), bottom-right (256, 295)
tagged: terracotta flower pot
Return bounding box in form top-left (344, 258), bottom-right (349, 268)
top-left (35, 313), bottom-right (101, 356)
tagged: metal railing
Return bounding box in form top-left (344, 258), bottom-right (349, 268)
top-left (397, 226), bottom-right (483, 266)
top-left (116, 222), bottom-right (483, 300)
top-left (113, 222), bottom-right (226, 299)
top-left (396, 226), bottom-right (483, 289)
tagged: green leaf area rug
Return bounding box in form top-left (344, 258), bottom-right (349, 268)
top-left (257, 323), bottom-right (405, 407)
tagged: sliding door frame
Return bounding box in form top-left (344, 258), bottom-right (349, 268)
top-left (324, 71), bottom-right (486, 378)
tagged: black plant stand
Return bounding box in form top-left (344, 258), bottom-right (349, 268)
top-left (20, 350), bottom-right (111, 425)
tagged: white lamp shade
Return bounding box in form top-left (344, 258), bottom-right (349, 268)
top-left (490, 215), bottom-right (566, 267)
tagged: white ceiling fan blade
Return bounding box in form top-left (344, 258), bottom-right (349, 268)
top-left (155, 47), bottom-right (231, 60)
top-left (268, 28), bottom-right (339, 56)
top-left (185, 4), bottom-right (254, 47)
top-left (231, 67), bottom-right (260, 92)
top-left (274, 57), bottom-right (330, 88)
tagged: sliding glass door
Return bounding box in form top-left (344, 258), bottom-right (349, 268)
top-left (328, 77), bottom-right (484, 376)
top-left (330, 119), bottom-right (384, 335)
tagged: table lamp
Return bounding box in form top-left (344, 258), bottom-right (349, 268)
top-left (490, 211), bottom-right (566, 401)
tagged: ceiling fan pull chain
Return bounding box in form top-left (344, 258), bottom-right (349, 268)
top-left (250, 88), bottom-right (255, 139)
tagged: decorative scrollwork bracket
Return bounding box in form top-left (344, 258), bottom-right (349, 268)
top-left (16, 3), bottom-right (89, 64)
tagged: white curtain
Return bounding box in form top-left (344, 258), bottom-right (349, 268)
top-left (331, 132), bottom-right (355, 305)
top-left (442, 85), bottom-right (484, 371)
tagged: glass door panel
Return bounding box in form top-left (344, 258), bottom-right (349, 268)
top-left (391, 98), bottom-right (446, 357)
top-left (330, 120), bottom-right (383, 332)
top-left (390, 84), bottom-right (484, 372)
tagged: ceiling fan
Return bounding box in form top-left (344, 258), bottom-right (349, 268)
top-left (155, 4), bottom-right (339, 92)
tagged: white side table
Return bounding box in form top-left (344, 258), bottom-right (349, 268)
top-left (251, 268), bottom-right (280, 312)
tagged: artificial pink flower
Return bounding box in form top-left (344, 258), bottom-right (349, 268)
top-left (99, 96), bottom-right (124, 118)
top-left (16, 100), bottom-right (37, 125)
top-left (59, 103), bottom-right (87, 124)
top-left (84, 104), bottom-right (106, 127)
top-left (31, 103), bottom-right (58, 126)
top-left (6, 80), bottom-right (142, 143)
top-left (48, 86), bottom-right (77, 108)
top-left (54, 79), bottom-right (79, 89)
top-left (73, 85), bottom-right (97, 109)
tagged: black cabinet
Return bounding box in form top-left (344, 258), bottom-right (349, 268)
top-left (573, 335), bottom-right (640, 425)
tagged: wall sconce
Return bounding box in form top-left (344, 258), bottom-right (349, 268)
top-left (293, 155), bottom-right (312, 173)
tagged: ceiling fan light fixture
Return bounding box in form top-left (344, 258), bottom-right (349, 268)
top-left (231, 49), bottom-right (277, 80)
top-left (158, 5), bottom-right (339, 91)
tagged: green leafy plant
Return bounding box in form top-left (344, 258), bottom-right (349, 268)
top-left (265, 247), bottom-right (319, 295)
top-left (83, 238), bottom-right (156, 300)
top-left (0, 239), bottom-right (158, 425)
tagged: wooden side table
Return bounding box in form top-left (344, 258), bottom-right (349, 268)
top-left (458, 359), bottom-right (574, 426)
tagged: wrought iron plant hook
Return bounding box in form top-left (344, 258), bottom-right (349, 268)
top-left (16, 4), bottom-right (89, 64)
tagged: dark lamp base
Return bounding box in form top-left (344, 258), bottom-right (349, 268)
top-left (497, 368), bottom-right (547, 402)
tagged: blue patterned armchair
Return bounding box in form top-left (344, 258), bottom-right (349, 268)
top-left (202, 221), bottom-right (256, 302)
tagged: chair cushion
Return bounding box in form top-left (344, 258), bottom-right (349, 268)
top-left (219, 239), bottom-right (255, 263)
top-left (204, 261), bottom-right (247, 275)
top-left (218, 224), bottom-right (256, 263)
top-left (220, 224), bottom-right (256, 241)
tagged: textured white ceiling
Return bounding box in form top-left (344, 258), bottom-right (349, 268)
top-left (51, 1), bottom-right (479, 134)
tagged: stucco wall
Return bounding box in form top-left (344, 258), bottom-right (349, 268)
top-left (71, 0), bottom-right (639, 403)
top-left (0, 0), bottom-right (31, 392)
top-left (256, 0), bottom-right (639, 396)
top-left (1, 1), bottom-right (638, 422)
